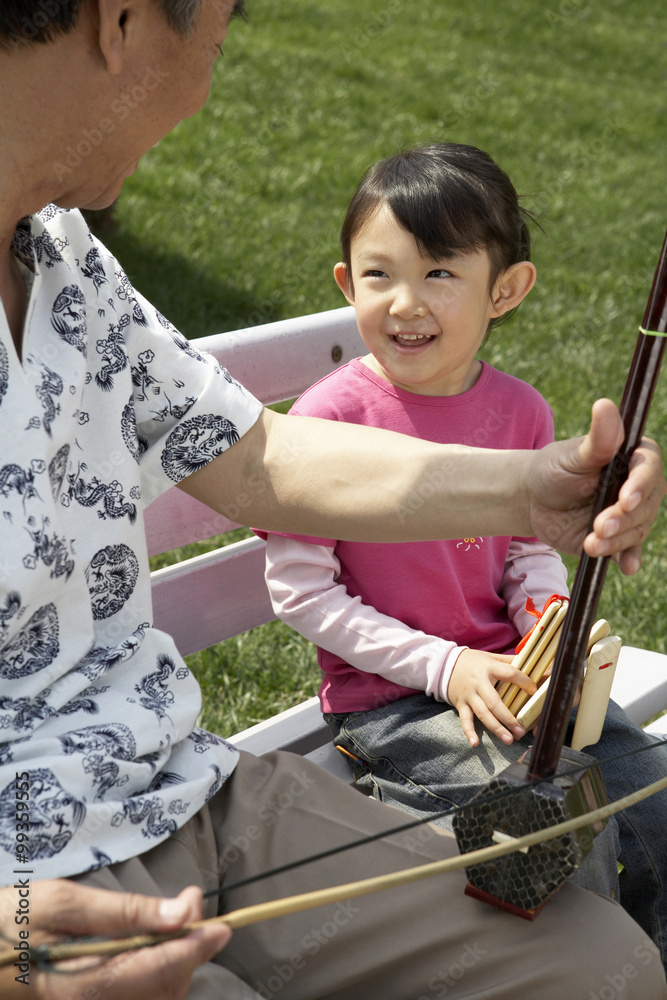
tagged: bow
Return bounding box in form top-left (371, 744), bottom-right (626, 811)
top-left (1, 766), bottom-right (665, 971)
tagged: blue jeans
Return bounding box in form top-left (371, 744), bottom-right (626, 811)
top-left (326, 695), bottom-right (667, 970)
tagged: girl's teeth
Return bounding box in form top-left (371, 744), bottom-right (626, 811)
top-left (397, 334), bottom-right (427, 340)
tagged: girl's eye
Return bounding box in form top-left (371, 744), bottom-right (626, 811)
top-left (363, 269), bottom-right (387, 278)
top-left (428, 269), bottom-right (453, 278)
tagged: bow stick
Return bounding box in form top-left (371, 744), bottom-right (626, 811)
top-left (2, 771), bottom-right (665, 971)
top-left (453, 228), bottom-right (667, 916)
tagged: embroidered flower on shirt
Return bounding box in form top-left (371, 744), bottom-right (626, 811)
top-left (456, 537), bottom-right (483, 551)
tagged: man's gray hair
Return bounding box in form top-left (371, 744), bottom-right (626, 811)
top-left (0, 0), bottom-right (204, 50)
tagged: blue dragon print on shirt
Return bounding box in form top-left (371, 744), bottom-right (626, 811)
top-left (0, 592), bottom-right (21, 636)
top-left (14, 213), bottom-right (65, 271)
top-left (76, 624), bottom-right (148, 682)
top-left (205, 764), bottom-right (224, 802)
top-left (0, 687), bottom-right (99, 734)
top-left (121, 397), bottom-right (148, 463)
top-left (0, 460), bottom-right (45, 511)
top-left (23, 517), bottom-right (75, 579)
top-left (51, 285), bottom-right (87, 354)
top-left (0, 602), bottom-right (59, 679)
top-left (169, 331), bottom-right (209, 364)
top-left (111, 794), bottom-right (178, 841)
top-left (0, 769), bottom-right (85, 860)
top-left (131, 349), bottom-right (162, 402)
top-left (133, 653), bottom-right (176, 722)
top-left (95, 315), bottom-right (130, 391)
top-left (48, 445), bottom-right (70, 500)
top-left (85, 544), bottom-right (139, 620)
top-left (0, 340), bottom-right (7, 407)
top-left (80, 247), bottom-right (108, 294)
top-left (115, 268), bottom-right (148, 327)
top-left (188, 728), bottom-right (231, 755)
top-left (147, 770), bottom-right (186, 793)
top-left (64, 462), bottom-right (137, 523)
top-left (161, 413), bottom-right (240, 480)
top-left (59, 723), bottom-right (136, 801)
top-left (33, 363), bottom-right (63, 436)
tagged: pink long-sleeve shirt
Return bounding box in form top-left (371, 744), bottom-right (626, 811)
top-left (261, 359), bottom-right (568, 713)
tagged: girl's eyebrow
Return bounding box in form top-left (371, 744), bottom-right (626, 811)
top-left (355, 249), bottom-right (469, 265)
top-left (355, 250), bottom-right (393, 263)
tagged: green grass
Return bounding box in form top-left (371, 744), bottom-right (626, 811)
top-left (96, 0), bottom-right (666, 733)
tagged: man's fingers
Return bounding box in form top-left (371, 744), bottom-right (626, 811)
top-left (578, 398), bottom-right (624, 472)
top-left (614, 544), bottom-right (642, 576)
top-left (583, 432), bottom-right (665, 568)
top-left (34, 881), bottom-right (204, 938)
top-left (35, 923), bottom-right (231, 1000)
top-left (620, 438), bottom-right (665, 509)
top-left (586, 493), bottom-right (657, 567)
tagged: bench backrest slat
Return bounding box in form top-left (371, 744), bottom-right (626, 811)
top-left (151, 536), bottom-right (274, 655)
top-left (194, 305), bottom-right (362, 405)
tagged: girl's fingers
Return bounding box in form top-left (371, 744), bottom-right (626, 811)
top-left (470, 694), bottom-right (526, 745)
top-left (457, 704), bottom-right (480, 747)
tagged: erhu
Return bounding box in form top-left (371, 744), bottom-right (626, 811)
top-left (453, 228), bottom-right (667, 918)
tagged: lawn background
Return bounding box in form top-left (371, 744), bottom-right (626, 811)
top-left (93, 0), bottom-right (666, 737)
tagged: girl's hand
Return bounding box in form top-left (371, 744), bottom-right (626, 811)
top-left (448, 649), bottom-right (537, 747)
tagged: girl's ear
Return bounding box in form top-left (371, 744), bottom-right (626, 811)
top-left (490, 261), bottom-right (537, 317)
top-left (333, 262), bottom-right (355, 305)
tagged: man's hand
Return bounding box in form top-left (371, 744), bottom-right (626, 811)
top-left (448, 649), bottom-right (537, 747)
top-left (0, 880), bottom-right (230, 1000)
top-left (528, 398), bottom-right (666, 572)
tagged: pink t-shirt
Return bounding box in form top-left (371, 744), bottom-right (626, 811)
top-left (261, 359), bottom-right (557, 712)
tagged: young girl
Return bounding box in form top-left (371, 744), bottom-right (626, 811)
top-left (260, 143), bottom-right (667, 962)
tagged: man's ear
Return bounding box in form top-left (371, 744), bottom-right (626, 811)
top-left (333, 262), bottom-right (355, 305)
top-left (95, 0), bottom-right (136, 75)
top-left (490, 261), bottom-right (537, 317)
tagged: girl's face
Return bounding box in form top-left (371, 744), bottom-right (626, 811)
top-left (334, 204), bottom-right (531, 397)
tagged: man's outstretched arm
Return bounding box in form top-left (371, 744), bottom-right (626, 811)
top-left (179, 397), bottom-right (664, 572)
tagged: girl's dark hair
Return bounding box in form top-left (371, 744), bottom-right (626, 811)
top-left (0, 0), bottom-right (203, 50)
top-left (340, 142), bottom-right (537, 327)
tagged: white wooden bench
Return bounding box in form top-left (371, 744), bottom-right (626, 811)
top-left (146, 306), bottom-right (667, 784)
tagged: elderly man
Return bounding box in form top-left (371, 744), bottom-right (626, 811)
top-left (0, 2), bottom-right (665, 998)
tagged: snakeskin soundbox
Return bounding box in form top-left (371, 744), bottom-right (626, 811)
top-left (452, 746), bottom-right (609, 918)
